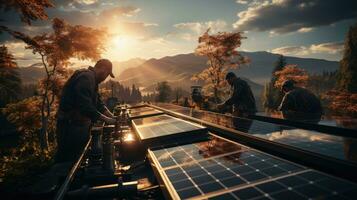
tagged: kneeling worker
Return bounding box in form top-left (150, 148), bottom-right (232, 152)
top-left (55, 59), bottom-right (117, 164)
top-left (218, 72), bottom-right (257, 117)
top-left (278, 80), bottom-right (322, 122)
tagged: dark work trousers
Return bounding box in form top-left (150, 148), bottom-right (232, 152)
top-left (54, 119), bottom-right (91, 164)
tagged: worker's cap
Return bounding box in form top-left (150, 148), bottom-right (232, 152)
top-left (225, 72), bottom-right (236, 80)
top-left (281, 80), bottom-right (295, 90)
top-left (95, 59), bottom-right (115, 78)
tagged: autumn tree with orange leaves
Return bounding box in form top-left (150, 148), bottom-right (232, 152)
top-left (2, 18), bottom-right (107, 150)
top-left (0, 0), bottom-right (53, 25)
top-left (274, 64), bottom-right (309, 89)
top-left (192, 29), bottom-right (249, 103)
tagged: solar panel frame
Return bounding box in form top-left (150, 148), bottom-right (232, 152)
top-left (148, 133), bottom-right (357, 200)
top-left (128, 106), bottom-right (164, 119)
top-left (133, 114), bottom-right (209, 148)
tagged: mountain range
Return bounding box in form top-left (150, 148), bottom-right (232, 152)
top-left (116, 51), bottom-right (339, 94)
top-left (18, 51), bottom-right (339, 99)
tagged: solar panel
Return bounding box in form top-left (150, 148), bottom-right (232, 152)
top-left (132, 114), bottom-right (209, 147)
top-left (206, 170), bottom-right (357, 200)
top-left (128, 106), bottom-right (164, 119)
top-left (153, 104), bottom-right (357, 164)
top-left (148, 135), bottom-right (357, 200)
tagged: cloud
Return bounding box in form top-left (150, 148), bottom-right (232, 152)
top-left (172, 20), bottom-right (228, 41)
top-left (233, 0), bottom-right (357, 34)
top-left (236, 0), bottom-right (249, 4)
top-left (310, 42), bottom-right (344, 54)
top-left (99, 6), bottom-right (141, 18)
top-left (271, 46), bottom-right (310, 56)
top-left (4, 41), bottom-right (41, 66)
top-left (271, 42), bottom-right (344, 56)
top-left (174, 20), bottom-right (227, 34)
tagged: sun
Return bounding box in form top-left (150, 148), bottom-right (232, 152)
top-left (111, 35), bottom-right (133, 50)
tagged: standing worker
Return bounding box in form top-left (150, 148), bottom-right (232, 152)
top-left (278, 80), bottom-right (322, 122)
top-left (218, 72), bottom-right (257, 117)
top-left (55, 59), bottom-right (117, 164)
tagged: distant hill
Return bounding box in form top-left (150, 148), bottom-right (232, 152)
top-left (117, 51), bottom-right (339, 91)
top-left (17, 58), bottom-right (146, 84)
top-left (112, 58), bottom-right (146, 77)
top-left (18, 65), bottom-right (45, 84)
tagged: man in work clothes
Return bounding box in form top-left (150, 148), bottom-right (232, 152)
top-left (55, 59), bottom-right (117, 164)
top-left (278, 80), bottom-right (322, 123)
top-left (218, 72), bottom-right (257, 118)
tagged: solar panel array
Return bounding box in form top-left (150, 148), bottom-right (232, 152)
top-left (128, 106), bottom-right (164, 119)
top-left (153, 103), bottom-right (357, 164)
top-left (132, 114), bottom-right (208, 146)
top-left (148, 136), bottom-right (357, 200)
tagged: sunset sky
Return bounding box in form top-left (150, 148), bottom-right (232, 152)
top-left (0, 0), bottom-right (356, 67)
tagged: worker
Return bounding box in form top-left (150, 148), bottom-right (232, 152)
top-left (55, 59), bottom-right (117, 163)
top-left (218, 72), bottom-right (257, 117)
top-left (278, 80), bottom-right (322, 122)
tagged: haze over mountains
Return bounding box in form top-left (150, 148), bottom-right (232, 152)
top-left (116, 51), bottom-right (339, 93)
top-left (18, 51), bottom-right (339, 98)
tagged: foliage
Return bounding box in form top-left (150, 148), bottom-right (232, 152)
top-left (323, 23), bottom-right (357, 116)
top-left (2, 18), bottom-right (107, 150)
top-left (0, 0), bottom-right (53, 25)
top-left (173, 87), bottom-right (184, 104)
top-left (337, 23), bottom-right (357, 93)
top-left (192, 29), bottom-right (249, 103)
top-left (263, 55), bottom-right (286, 109)
top-left (0, 96), bottom-right (55, 189)
top-left (156, 81), bottom-right (172, 102)
top-left (142, 92), bottom-right (156, 102)
top-left (100, 80), bottom-right (142, 103)
top-left (308, 71), bottom-right (337, 94)
top-left (321, 90), bottom-right (357, 116)
top-left (274, 65), bottom-right (309, 88)
top-left (0, 45), bottom-right (22, 107)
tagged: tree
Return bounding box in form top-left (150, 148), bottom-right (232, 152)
top-left (271, 55), bottom-right (287, 83)
top-left (263, 55), bottom-right (286, 109)
top-left (274, 65), bottom-right (309, 89)
top-left (156, 81), bottom-right (171, 102)
top-left (130, 84), bottom-right (142, 103)
top-left (2, 18), bottom-right (107, 150)
top-left (192, 29), bottom-right (249, 103)
top-left (321, 23), bottom-right (357, 116)
top-left (0, 0), bottom-right (53, 25)
top-left (173, 87), bottom-right (184, 104)
top-left (337, 23), bottom-right (357, 92)
top-left (0, 45), bottom-right (22, 107)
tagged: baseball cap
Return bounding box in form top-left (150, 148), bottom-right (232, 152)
top-left (95, 59), bottom-right (115, 78)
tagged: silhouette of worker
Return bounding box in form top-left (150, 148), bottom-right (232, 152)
top-left (55, 59), bottom-right (117, 164)
top-left (278, 80), bottom-right (323, 123)
top-left (218, 72), bottom-right (257, 117)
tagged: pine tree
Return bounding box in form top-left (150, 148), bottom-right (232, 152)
top-left (0, 45), bottom-right (22, 107)
top-left (338, 23), bottom-right (357, 93)
top-left (271, 55), bottom-right (287, 83)
top-left (156, 81), bottom-right (172, 102)
top-left (262, 55), bottom-right (286, 109)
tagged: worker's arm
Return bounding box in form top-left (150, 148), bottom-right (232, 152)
top-left (223, 81), bottom-right (243, 106)
top-left (96, 94), bottom-right (114, 118)
top-left (278, 93), bottom-right (294, 111)
top-left (75, 76), bottom-right (115, 124)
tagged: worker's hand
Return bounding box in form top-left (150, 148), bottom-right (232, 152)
top-left (216, 103), bottom-right (225, 111)
top-left (100, 115), bottom-right (116, 125)
top-left (104, 108), bottom-right (115, 118)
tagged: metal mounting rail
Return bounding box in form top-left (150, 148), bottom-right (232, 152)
top-left (148, 104), bottom-right (357, 183)
top-left (54, 136), bottom-right (92, 200)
